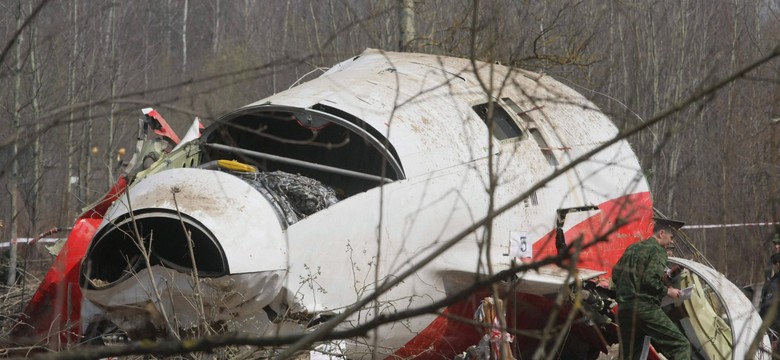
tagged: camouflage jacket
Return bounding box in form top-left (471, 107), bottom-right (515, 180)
top-left (612, 238), bottom-right (668, 306)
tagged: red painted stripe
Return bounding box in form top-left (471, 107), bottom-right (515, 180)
top-left (10, 218), bottom-right (100, 347)
top-left (392, 192), bottom-right (653, 359)
top-left (10, 176), bottom-right (127, 348)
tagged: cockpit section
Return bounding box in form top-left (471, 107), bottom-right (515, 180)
top-left (201, 104), bottom-right (405, 199)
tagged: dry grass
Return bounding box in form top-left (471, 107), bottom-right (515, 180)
top-left (0, 246), bottom-right (52, 352)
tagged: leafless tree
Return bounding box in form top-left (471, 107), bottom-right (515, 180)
top-left (1, 0), bottom-right (779, 358)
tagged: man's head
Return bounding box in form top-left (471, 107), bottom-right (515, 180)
top-left (771, 253), bottom-right (780, 270)
top-left (665, 243), bottom-right (675, 257)
top-left (772, 234), bottom-right (780, 253)
top-left (652, 218), bottom-right (685, 247)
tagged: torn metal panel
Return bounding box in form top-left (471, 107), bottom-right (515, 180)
top-left (172, 117), bottom-right (203, 152)
top-left (81, 266), bottom-right (287, 339)
top-left (514, 264), bottom-right (606, 296)
top-left (668, 258), bottom-right (771, 360)
top-left (16, 50), bottom-right (763, 360)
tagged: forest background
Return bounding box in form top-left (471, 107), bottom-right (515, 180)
top-left (0, 0), bottom-right (778, 293)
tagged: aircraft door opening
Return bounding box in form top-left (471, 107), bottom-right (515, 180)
top-left (555, 206), bottom-right (601, 256)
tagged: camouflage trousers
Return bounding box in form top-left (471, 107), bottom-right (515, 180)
top-left (617, 302), bottom-right (691, 360)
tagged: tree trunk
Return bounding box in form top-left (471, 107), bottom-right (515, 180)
top-left (328, 0), bottom-right (340, 59)
top-left (309, 0), bottom-right (323, 64)
top-left (182, 0), bottom-right (188, 75)
top-left (106, 2), bottom-right (117, 185)
top-left (7, 1), bottom-right (23, 286)
top-left (277, 0), bottom-right (292, 92)
top-left (399, 0), bottom-right (414, 51)
top-left (212, 0), bottom-right (220, 55)
top-left (79, 3), bottom-right (92, 205)
top-left (144, 2), bottom-right (149, 89)
top-left (29, 0), bottom-right (43, 233)
top-left (166, 0), bottom-right (172, 60)
top-left (67, 0), bottom-right (79, 221)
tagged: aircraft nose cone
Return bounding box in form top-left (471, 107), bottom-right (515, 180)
top-left (81, 168), bottom-right (289, 289)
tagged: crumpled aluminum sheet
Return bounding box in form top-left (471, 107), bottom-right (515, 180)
top-left (235, 171), bottom-right (339, 225)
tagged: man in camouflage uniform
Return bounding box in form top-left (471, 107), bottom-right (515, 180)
top-left (612, 218), bottom-right (690, 360)
top-left (773, 234), bottom-right (780, 255)
top-left (760, 253), bottom-right (780, 327)
top-left (760, 252), bottom-right (780, 353)
top-left (759, 234), bottom-right (780, 316)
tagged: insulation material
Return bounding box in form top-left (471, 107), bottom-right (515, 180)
top-left (237, 171), bottom-right (339, 224)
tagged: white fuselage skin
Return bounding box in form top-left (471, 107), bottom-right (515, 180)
top-left (265, 51), bottom-right (648, 353)
top-left (82, 49), bottom-right (652, 357)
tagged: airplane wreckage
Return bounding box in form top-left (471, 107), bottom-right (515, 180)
top-left (8, 49), bottom-right (771, 359)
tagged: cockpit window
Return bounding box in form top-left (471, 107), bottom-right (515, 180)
top-left (202, 105), bottom-right (403, 200)
top-left (472, 102), bottom-right (523, 140)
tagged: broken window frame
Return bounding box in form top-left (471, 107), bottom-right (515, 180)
top-left (501, 98), bottom-right (559, 166)
top-left (201, 104), bottom-right (405, 198)
top-left (471, 99), bottom-right (526, 143)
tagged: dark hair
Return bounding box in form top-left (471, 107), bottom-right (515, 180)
top-left (771, 253), bottom-right (780, 265)
top-left (652, 218), bottom-right (684, 233)
top-left (654, 223), bottom-right (672, 234)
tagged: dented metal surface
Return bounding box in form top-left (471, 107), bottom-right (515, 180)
top-left (82, 267), bottom-right (287, 339)
top-left (85, 168), bottom-right (288, 277)
top-left (12, 49), bottom-right (766, 359)
top-left (668, 258), bottom-right (771, 359)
